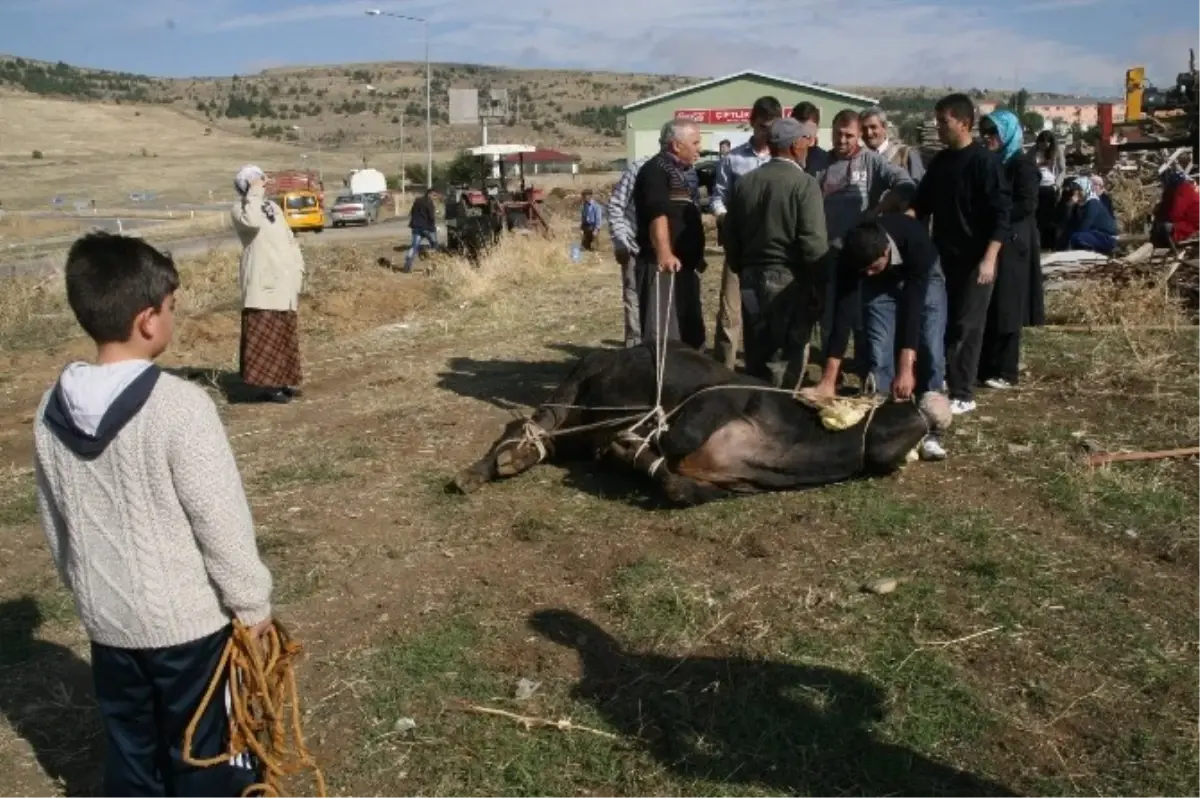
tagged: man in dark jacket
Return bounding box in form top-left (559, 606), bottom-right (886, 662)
top-left (724, 117), bottom-right (829, 389)
top-left (908, 93), bottom-right (1012, 416)
top-left (404, 188), bottom-right (439, 272)
top-left (632, 120), bottom-right (707, 349)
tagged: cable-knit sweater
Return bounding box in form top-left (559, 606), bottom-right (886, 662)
top-left (33, 364), bottom-right (273, 649)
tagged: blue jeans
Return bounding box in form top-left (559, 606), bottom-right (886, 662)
top-left (1068, 230), bottom-right (1117, 254)
top-left (404, 228), bottom-right (438, 271)
top-left (860, 263), bottom-right (947, 395)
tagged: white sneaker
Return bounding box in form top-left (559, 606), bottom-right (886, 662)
top-left (984, 378), bottom-right (1014, 390)
top-left (919, 437), bottom-right (947, 461)
top-left (950, 399), bottom-right (976, 415)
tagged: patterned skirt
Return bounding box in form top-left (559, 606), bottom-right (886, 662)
top-left (239, 309), bottom-right (302, 388)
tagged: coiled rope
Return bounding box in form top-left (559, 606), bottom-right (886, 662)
top-left (182, 620), bottom-right (326, 798)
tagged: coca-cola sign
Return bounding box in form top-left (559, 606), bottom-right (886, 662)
top-left (674, 107), bottom-right (796, 125)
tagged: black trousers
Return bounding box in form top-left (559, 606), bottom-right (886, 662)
top-left (741, 263), bottom-right (819, 391)
top-left (635, 258), bottom-right (706, 350)
top-left (91, 625), bottom-right (259, 797)
top-left (979, 326), bottom-right (1021, 384)
top-left (944, 266), bottom-right (994, 402)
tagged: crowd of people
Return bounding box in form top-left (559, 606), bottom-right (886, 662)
top-left (608, 92), bottom-right (1072, 461)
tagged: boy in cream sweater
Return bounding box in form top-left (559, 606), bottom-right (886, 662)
top-left (33, 232), bottom-right (274, 796)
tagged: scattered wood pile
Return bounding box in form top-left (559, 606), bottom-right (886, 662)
top-left (1042, 241), bottom-right (1200, 317)
top-left (1103, 147), bottom-right (1196, 234)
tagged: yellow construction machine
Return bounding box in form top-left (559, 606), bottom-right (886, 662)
top-left (1100, 50), bottom-right (1198, 165)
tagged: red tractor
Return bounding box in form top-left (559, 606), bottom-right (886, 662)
top-left (444, 144), bottom-right (549, 257)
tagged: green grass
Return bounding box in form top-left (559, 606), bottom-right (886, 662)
top-left (258, 459), bottom-right (351, 490)
top-left (0, 485), bottom-right (37, 527)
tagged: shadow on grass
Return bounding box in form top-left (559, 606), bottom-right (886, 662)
top-left (435, 342), bottom-right (623, 409)
top-left (530, 608), bottom-right (1016, 797)
top-left (0, 596), bottom-right (103, 796)
top-left (166, 366), bottom-right (272, 404)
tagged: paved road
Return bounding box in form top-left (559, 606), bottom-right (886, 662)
top-left (1, 217), bottom-right (439, 279)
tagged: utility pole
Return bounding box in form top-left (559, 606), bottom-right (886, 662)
top-left (367, 9), bottom-right (433, 189)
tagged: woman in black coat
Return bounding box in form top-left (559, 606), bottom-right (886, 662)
top-left (977, 111), bottom-right (1041, 389)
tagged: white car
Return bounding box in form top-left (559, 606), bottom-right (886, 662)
top-left (329, 194), bottom-right (381, 227)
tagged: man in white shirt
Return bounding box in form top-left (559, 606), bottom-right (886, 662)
top-left (860, 107), bottom-right (925, 182)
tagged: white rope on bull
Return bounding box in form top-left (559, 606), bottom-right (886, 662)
top-left (507, 270), bottom-right (905, 469)
top-left (626, 270), bottom-right (676, 459)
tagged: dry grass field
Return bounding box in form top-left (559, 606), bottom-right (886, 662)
top-left (0, 90), bottom-right (627, 214)
top-left (0, 213), bottom-right (1196, 796)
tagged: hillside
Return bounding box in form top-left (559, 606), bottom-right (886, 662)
top-left (0, 55), bottom-right (1086, 161)
top-left (0, 55), bottom-right (697, 163)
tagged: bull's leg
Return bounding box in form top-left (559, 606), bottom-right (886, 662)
top-left (604, 434), bottom-right (733, 507)
top-left (452, 349), bottom-right (622, 494)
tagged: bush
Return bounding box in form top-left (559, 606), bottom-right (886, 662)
top-left (31, 149), bottom-right (43, 159)
top-left (404, 150), bottom-right (488, 189)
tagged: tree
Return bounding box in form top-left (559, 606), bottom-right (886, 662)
top-left (999, 88), bottom-right (1030, 118)
top-left (898, 117), bottom-right (924, 145)
top-left (1021, 111), bottom-right (1046, 133)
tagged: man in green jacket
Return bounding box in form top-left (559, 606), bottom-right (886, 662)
top-left (725, 117), bottom-right (830, 390)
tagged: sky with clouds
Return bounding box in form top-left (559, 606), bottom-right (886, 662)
top-left (0, 0), bottom-right (1196, 96)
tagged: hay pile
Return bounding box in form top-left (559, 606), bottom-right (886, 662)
top-left (1107, 172), bottom-right (1159, 235)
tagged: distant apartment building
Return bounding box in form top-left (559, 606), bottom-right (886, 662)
top-left (976, 101), bottom-right (1124, 130)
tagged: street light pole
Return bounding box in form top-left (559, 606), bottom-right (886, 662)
top-left (367, 8), bottom-right (433, 189)
top-left (291, 126), bottom-right (322, 178)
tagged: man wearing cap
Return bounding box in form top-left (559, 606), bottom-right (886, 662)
top-left (710, 96), bottom-right (784, 370)
top-left (723, 117), bottom-right (829, 390)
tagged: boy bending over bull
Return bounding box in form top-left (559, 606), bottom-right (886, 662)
top-left (809, 216), bottom-right (949, 461)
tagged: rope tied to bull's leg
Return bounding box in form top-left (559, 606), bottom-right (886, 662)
top-left (182, 620), bottom-right (326, 798)
top-left (520, 420), bottom-right (549, 462)
top-left (628, 270), bottom-right (675, 460)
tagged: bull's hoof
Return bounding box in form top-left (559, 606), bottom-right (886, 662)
top-left (495, 440), bottom-right (545, 477)
top-left (450, 470), bottom-right (486, 495)
top-left (495, 447), bottom-right (520, 477)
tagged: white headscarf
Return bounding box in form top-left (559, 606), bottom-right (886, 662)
top-left (234, 164), bottom-right (265, 196)
top-left (233, 164), bottom-right (276, 223)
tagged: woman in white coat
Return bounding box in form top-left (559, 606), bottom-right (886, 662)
top-left (231, 165), bottom-right (307, 404)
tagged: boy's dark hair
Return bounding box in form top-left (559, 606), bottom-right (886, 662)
top-left (750, 96), bottom-right (783, 124)
top-left (65, 232), bottom-right (180, 344)
top-left (791, 101), bottom-right (821, 124)
top-left (582, 188), bottom-right (593, 196)
top-left (719, 138), bottom-right (731, 147)
top-left (935, 92), bottom-right (976, 128)
top-left (831, 108), bottom-right (861, 129)
top-left (840, 221), bottom-right (891, 272)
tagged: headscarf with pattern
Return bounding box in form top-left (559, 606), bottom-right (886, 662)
top-left (1070, 176), bottom-right (1096, 202)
